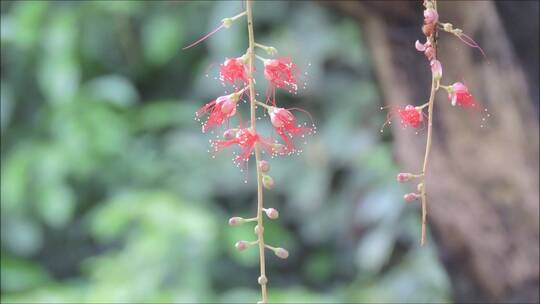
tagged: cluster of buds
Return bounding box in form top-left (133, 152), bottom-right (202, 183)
top-left (397, 172), bottom-right (424, 203)
top-left (229, 202), bottom-right (287, 260)
top-left (387, 0), bottom-right (488, 245)
top-left (185, 2), bottom-right (312, 302)
top-left (228, 161), bottom-right (286, 259)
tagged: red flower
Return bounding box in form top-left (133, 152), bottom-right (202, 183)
top-left (448, 82), bottom-right (476, 107)
top-left (269, 107), bottom-right (312, 152)
top-left (264, 58), bottom-right (297, 92)
top-left (196, 92), bottom-right (241, 132)
top-left (220, 57), bottom-right (248, 85)
top-left (212, 128), bottom-right (285, 166)
top-left (398, 105), bottom-right (423, 128)
top-left (383, 105), bottom-right (423, 130)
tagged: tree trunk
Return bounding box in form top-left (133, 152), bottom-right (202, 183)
top-left (325, 1), bottom-right (539, 302)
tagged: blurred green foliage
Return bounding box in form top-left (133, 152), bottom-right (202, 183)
top-left (1, 1), bottom-right (450, 303)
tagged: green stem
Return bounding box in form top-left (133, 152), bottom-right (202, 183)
top-left (246, 1), bottom-right (268, 302)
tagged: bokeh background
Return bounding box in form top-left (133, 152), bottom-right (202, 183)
top-left (1, 1), bottom-right (538, 303)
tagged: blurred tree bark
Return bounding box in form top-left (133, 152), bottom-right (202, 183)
top-left (325, 1), bottom-right (539, 303)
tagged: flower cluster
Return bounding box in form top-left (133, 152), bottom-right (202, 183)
top-left (185, 2), bottom-right (314, 303)
top-left (390, 0), bottom-right (488, 245)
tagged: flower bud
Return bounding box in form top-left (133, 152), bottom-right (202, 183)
top-left (422, 23), bottom-right (435, 37)
top-left (397, 173), bottom-right (412, 183)
top-left (417, 183), bottom-right (424, 192)
top-left (223, 129), bottom-right (237, 140)
top-left (423, 8), bottom-right (438, 24)
top-left (415, 40), bottom-right (426, 52)
top-left (228, 217), bottom-right (245, 226)
top-left (404, 193), bottom-right (420, 203)
top-left (254, 224), bottom-right (264, 235)
top-left (264, 208), bottom-right (279, 220)
top-left (257, 275), bottom-right (268, 285)
top-left (235, 240), bottom-right (248, 251)
top-left (274, 247), bottom-right (289, 259)
top-left (262, 175), bottom-right (274, 190)
top-left (220, 99), bottom-right (237, 115)
top-left (424, 46), bottom-right (435, 60)
top-left (269, 107), bottom-right (294, 129)
top-left (258, 160), bottom-right (270, 173)
top-left (430, 59), bottom-right (442, 80)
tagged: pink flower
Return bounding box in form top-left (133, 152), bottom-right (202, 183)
top-left (415, 40), bottom-right (435, 60)
top-left (448, 82), bottom-right (476, 107)
top-left (268, 107), bottom-right (311, 152)
top-left (424, 8), bottom-right (439, 24)
top-left (398, 105), bottom-right (423, 128)
top-left (196, 92), bottom-right (240, 132)
top-left (430, 59), bottom-right (442, 80)
top-left (220, 57), bottom-right (248, 85)
top-left (211, 128), bottom-right (283, 166)
top-left (264, 58), bottom-right (297, 92)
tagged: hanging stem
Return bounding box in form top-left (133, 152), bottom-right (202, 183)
top-left (420, 0), bottom-right (438, 246)
top-left (246, 0), bottom-right (268, 302)
top-left (420, 76), bottom-right (436, 246)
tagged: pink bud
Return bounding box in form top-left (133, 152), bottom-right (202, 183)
top-left (269, 107), bottom-right (294, 129)
top-left (424, 8), bottom-right (439, 24)
top-left (220, 99), bottom-right (237, 115)
top-left (235, 241), bottom-right (248, 251)
top-left (415, 40), bottom-right (426, 52)
top-left (228, 217), bottom-right (244, 226)
top-left (264, 208), bottom-right (279, 220)
top-left (262, 175), bottom-right (274, 190)
top-left (257, 275), bottom-right (268, 285)
top-left (397, 173), bottom-right (412, 183)
top-left (452, 82), bottom-right (468, 93)
top-left (223, 129), bottom-right (237, 140)
top-left (275, 247), bottom-right (289, 259)
top-left (404, 193), bottom-right (420, 203)
top-left (424, 47), bottom-right (435, 60)
top-left (258, 160), bottom-right (270, 173)
top-left (430, 59), bottom-right (442, 80)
